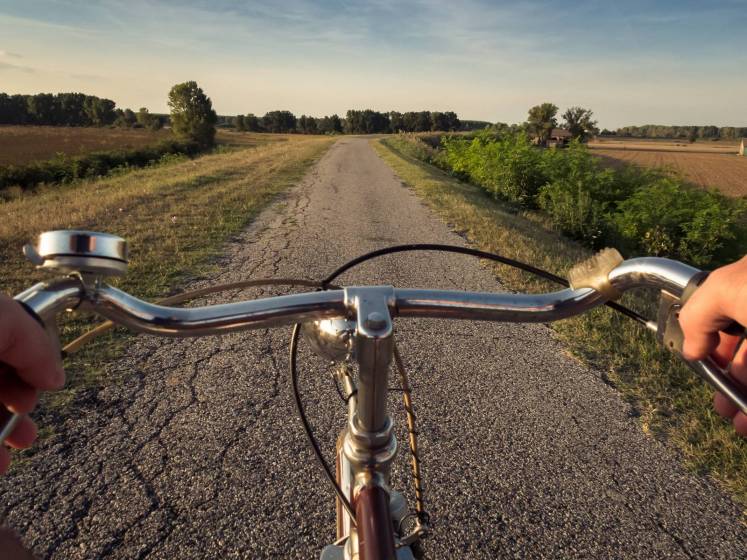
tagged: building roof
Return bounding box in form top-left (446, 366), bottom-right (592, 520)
top-left (550, 128), bottom-right (572, 138)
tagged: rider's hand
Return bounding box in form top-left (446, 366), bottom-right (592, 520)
top-left (0, 294), bottom-right (65, 474)
top-left (679, 255), bottom-right (747, 436)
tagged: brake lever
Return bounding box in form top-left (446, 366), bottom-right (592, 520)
top-left (657, 290), bottom-right (747, 416)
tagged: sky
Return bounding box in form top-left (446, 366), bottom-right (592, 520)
top-left (1, 0), bottom-right (746, 129)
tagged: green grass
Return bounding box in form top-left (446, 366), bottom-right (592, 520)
top-left (1, 134), bottom-right (335, 422)
top-left (373, 136), bottom-right (747, 512)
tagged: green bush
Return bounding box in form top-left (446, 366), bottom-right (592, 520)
top-left (400, 131), bottom-right (745, 269)
top-left (613, 178), bottom-right (744, 267)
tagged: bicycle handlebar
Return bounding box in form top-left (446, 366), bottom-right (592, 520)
top-left (4, 253), bottom-right (747, 443)
top-left (12, 256), bottom-right (698, 336)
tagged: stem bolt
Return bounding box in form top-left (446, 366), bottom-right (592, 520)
top-left (365, 311), bottom-right (387, 330)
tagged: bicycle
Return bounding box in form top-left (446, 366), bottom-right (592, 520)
top-left (2, 230), bottom-right (745, 560)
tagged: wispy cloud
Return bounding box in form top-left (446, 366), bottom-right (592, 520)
top-left (0, 49), bottom-right (22, 58)
top-left (0, 60), bottom-right (34, 73)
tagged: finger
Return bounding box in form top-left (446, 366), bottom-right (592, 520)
top-left (733, 412), bottom-right (747, 438)
top-left (711, 333), bottom-right (741, 368)
top-left (713, 391), bottom-right (738, 419)
top-left (5, 415), bottom-right (37, 449)
top-left (728, 337), bottom-right (747, 386)
top-left (0, 368), bottom-right (38, 414)
top-left (0, 296), bottom-right (64, 390)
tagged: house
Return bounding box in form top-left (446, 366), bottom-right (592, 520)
top-left (740, 138), bottom-right (746, 156)
top-left (547, 128), bottom-right (572, 148)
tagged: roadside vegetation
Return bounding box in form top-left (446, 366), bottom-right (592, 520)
top-left (0, 134), bottom-right (335, 424)
top-left (374, 135), bottom-right (747, 508)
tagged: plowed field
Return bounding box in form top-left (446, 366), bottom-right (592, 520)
top-left (590, 146), bottom-right (747, 198)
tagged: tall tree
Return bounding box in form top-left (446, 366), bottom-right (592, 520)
top-left (527, 102), bottom-right (558, 146)
top-left (262, 110), bottom-right (296, 133)
top-left (245, 113), bottom-right (262, 132)
top-left (561, 106), bottom-right (598, 141)
top-left (167, 81), bottom-right (217, 146)
top-left (235, 114), bottom-right (246, 131)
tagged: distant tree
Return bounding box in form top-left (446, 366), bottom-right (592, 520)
top-left (431, 111), bottom-right (460, 131)
top-left (561, 106), bottom-right (598, 141)
top-left (317, 113), bottom-right (343, 134)
top-left (389, 111), bottom-right (405, 132)
top-left (298, 114), bottom-right (318, 134)
top-left (687, 126), bottom-right (698, 143)
top-left (235, 114), bottom-right (246, 131)
top-left (245, 113), bottom-right (262, 132)
top-left (83, 96), bottom-right (116, 126)
top-left (345, 109), bottom-right (389, 134)
top-left (527, 103), bottom-right (558, 146)
top-left (167, 81), bottom-right (218, 146)
top-left (27, 93), bottom-right (57, 125)
top-left (136, 107), bottom-right (162, 130)
top-left (262, 110), bottom-right (297, 133)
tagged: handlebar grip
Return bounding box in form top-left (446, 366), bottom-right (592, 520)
top-left (681, 271), bottom-right (744, 336)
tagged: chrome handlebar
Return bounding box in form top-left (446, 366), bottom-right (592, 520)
top-left (3, 254), bottom-right (747, 444)
top-left (12, 256), bottom-right (699, 336)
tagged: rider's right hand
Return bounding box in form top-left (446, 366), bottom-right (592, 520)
top-left (0, 294), bottom-right (65, 474)
top-left (679, 255), bottom-right (747, 437)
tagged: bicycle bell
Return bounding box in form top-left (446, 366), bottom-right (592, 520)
top-left (23, 230), bottom-right (128, 276)
top-left (302, 318), bottom-right (356, 363)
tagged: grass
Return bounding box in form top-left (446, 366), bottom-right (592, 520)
top-left (373, 135), bottom-right (747, 511)
top-left (1, 134), bottom-right (335, 420)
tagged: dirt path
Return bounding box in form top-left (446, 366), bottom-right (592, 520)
top-left (2, 138), bottom-right (745, 559)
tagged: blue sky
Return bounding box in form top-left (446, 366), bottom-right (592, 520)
top-left (1, 0), bottom-right (745, 128)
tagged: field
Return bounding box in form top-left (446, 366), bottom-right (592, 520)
top-left (588, 138), bottom-right (746, 198)
top-left (0, 125), bottom-right (175, 165)
top-left (0, 126), bottom-right (284, 166)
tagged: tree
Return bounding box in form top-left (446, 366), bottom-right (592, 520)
top-left (235, 114), bottom-right (246, 131)
top-left (245, 113), bottom-right (262, 132)
top-left (527, 102), bottom-right (558, 146)
top-left (561, 106), bottom-right (598, 141)
top-left (167, 81), bottom-right (217, 146)
top-left (136, 107), bottom-right (162, 130)
top-left (83, 96), bottom-right (116, 126)
top-left (262, 110), bottom-right (296, 133)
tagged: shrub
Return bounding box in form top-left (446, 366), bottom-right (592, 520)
top-left (401, 130), bottom-right (746, 269)
top-left (613, 179), bottom-right (745, 267)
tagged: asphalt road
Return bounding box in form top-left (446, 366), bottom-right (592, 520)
top-left (2, 138), bottom-right (745, 559)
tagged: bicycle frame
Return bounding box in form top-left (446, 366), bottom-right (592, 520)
top-left (6, 231), bottom-right (747, 560)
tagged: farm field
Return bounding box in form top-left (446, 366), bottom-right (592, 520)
top-left (588, 138), bottom-right (746, 198)
top-left (0, 126), bottom-right (282, 166)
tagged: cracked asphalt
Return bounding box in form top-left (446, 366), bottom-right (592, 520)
top-left (2, 137), bottom-right (745, 559)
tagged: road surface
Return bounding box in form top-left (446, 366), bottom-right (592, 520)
top-left (2, 138), bottom-right (745, 559)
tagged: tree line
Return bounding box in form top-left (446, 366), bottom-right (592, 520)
top-left (606, 125), bottom-right (747, 140)
top-left (0, 92), bottom-right (166, 130)
top-left (233, 109), bottom-right (463, 134)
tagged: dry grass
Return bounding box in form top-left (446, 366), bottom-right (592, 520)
top-left (373, 136), bottom-right (747, 511)
top-left (1, 134), bottom-right (335, 413)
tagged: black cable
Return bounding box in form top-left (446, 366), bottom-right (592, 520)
top-left (289, 323), bottom-right (357, 523)
top-left (291, 243), bottom-right (650, 526)
top-left (321, 243), bottom-right (647, 325)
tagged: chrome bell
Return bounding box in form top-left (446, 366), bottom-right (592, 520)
top-left (302, 318), bottom-right (356, 363)
top-left (23, 230), bottom-right (128, 276)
